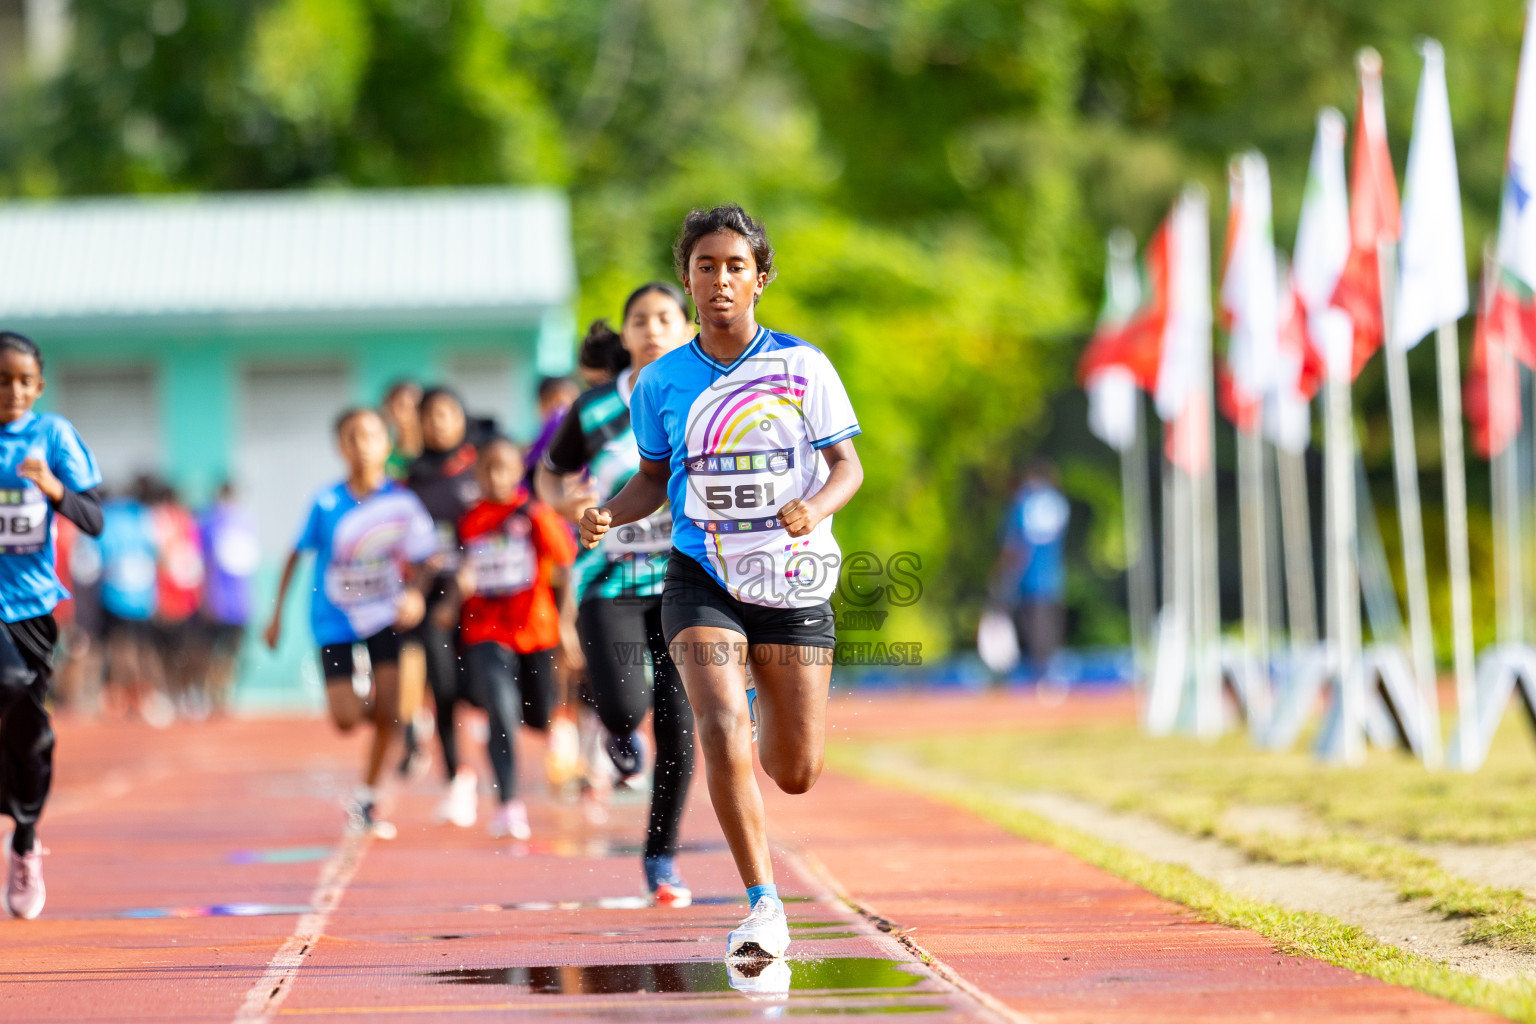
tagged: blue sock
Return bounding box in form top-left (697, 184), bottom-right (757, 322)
top-left (746, 883), bottom-right (779, 908)
top-left (644, 854), bottom-right (680, 890)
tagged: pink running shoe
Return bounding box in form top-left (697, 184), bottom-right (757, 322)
top-left (488, 800), bottom-right (531, 841)
top-left (653, 880), bottom-right (693, 909)
top-left (5, 845), bottom-right (45, 920)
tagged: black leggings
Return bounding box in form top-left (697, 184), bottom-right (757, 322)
top-left (578, 594), bottom-right (695, 860)
top-left (465, 642), bottom-right (555, 800)
top-left (418, 617), bottom-right (475, 782)
top-left (0, 615), bottom-right (58, 854)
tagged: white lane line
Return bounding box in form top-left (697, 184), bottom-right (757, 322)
top-left (774, 833), bottom-right (1030, 1024)
top-left (231, 826), bottom-right (369, 1024)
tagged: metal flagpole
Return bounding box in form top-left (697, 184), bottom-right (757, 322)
top-left (1489, 242), bottom-right (1526, 646)
top-left (1323, 368), bottom-right (1365, 764)
top-left (1435, 317), bottom-right (1474, 769)
top-left (1499, 359), bottom-right (1525, 643)
top-left (1191, 191), bottom-right (1224, 742)
top-left (1123, 390), bottom-right (1157, 690)
top-left (1263, 441), bottom-right (1288, 643)
top-left (1237, 421), bottom-right (1271, 734)
top-left (1378, 238), bottom-right (1441, 765)
top-left (1276, 446), bottom-right (1318, 648)
top-left (1194, 414), bottom-right (1222, 740)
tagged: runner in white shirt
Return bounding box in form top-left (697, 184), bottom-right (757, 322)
top-left (580, 204), bottom-right (864, 964)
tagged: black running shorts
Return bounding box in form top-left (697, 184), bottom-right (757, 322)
top-left (318, 627), bottom-right (401, 683)
top-left (660, 550), bottom-right (836, 649)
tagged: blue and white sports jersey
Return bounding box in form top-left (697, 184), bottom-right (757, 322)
top-left (631, 327), bottom-right (860, 609)
top-left (0, 411), bottom-right (102, 623)
top-left (295, 480), bottom-right (436, 646)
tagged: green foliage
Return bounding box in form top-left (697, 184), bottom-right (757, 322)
top-left (0, 0), bottom-right (1526, 651)
top-left (249, 0), bottom-right (371, 131)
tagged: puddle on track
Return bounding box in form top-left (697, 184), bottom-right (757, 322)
top-left (227, 845), bottom-right (332, 865)
top-left (116, 902), bottom-right (313, 919)
top-left (486, 838), bottom-right (729, 860)
top-left (466, 895), bottom-right (815, 913)
top-left (424, 956), bottom-right (927, 996)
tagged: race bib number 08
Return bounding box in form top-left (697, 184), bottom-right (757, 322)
top-left (682, 448), bottom-right (793, 534)
top-left (0, 487), bottom-right (50, 554)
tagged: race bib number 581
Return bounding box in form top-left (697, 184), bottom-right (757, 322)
top-left (682, 448), bottom-right (793, 534)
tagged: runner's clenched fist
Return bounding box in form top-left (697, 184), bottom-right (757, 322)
top-left (579, 505), bottom-right (612, 549)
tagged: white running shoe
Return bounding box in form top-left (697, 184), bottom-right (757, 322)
top-left (487, 800), bottom-right (531, 840)
top-left (727, 896), bottom-right (790, 959)
top-left (435, 770), bottom-right (478, 828)
top-left (5, 844), bottom-right (45, 920)
top-left (727, 958), bottom-right (791, 999)
top-left (347, 800), bottom-right (397, 840)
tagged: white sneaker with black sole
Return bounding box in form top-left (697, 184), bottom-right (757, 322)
top-left (726, 895), bottom-right (790, 959)
top-left (727, 958), bottom-right (791, 998)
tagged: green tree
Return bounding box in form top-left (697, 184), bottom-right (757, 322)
top-left (1, 0), bottom-right (1525, 655)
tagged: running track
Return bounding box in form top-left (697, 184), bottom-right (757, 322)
top-left (0, 691), bottom-right (1499, 1022)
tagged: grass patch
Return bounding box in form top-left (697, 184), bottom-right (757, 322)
top-left (832, 712), bottom-right (1536, 954)
top-left (828, 746), bottom-right (1536, 1022)
top-left (829, 710), bottom-right (1536, 954)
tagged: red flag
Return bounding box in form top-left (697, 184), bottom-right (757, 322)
top-left (1330, 50), bottom-right (1401, 380)
top-left (1280, 276), bottom-right (1327, 400)
top-left (1467, 279), bottom-right (1525, 457)
top-left (1165, 387), bottom-right (1212, 474)
top-left (1077, 220), bottom-right (1170, 390)
top-left (1214, 355), bottom-right (1261, 434)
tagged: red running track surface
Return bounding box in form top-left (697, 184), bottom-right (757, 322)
top-left (0, 691), bottom-right (1501, 1023)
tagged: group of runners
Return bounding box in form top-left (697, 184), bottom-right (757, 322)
top-left (0, 203), bottom-right (864, 967)
top-left (53, 477), bottom-right (258, 724)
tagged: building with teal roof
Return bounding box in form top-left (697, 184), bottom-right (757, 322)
top-left (0, 186), bottom-right (577, 708)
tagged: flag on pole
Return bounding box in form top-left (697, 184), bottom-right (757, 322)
top-left (1294, 109), bottom-right (1355, 380)
top-left (1220, 152), bottom-right (1282, 432)
top-left (1331, 50), bottom-right (1401, 380)
top-left (1268, 266), bottom-right (1327, 452)
top-left (1080, 191), bottom-right (1212, 459)
top-left (1467, 268), bottom-right (1525, 457)
top-left (1156, 190), bottom-right (1214, 424)
top-left (1085, 230), bottom-right (1145, 451)
top-left (1160, 190), bottom-right (1215, 472)
top-left (1395, 39), bottom-right (1469, 349)
top-left (1078, 225), bottom-right (1168, 391)
top-left (1498, 0), bottom-right (1536, 294)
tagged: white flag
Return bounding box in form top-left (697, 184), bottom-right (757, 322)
top-left (1292, 109), bottom-right (1355, 379)
top-left (1268, 263), bottom-right (1314, 453)
top-left (1395, 39), bottom-right (1469, 348)
top-left (1221, 151), bottom-right (1281, 409)
top-left (1155, 189), bottom-right (1213, 422)
top-left (1499, 1), bottom-right (1536, 292)
top-left (1086, 229), bottom-right (1144, 451)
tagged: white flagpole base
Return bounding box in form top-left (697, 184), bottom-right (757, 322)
top-left (1449, 643), bottom-right (1536, 771)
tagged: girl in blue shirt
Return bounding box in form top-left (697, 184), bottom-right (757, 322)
top-left (581, 206), bottom-right (864, 963)
top-left (0, 332), bottom-right (105, 921)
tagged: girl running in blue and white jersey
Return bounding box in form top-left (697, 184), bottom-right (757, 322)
top-left (265, 408), bottom-right (437, 837)
top-left (0, 332), bottom-right (105, 920)
top-left (581, 205), bottom-right (864, 960)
